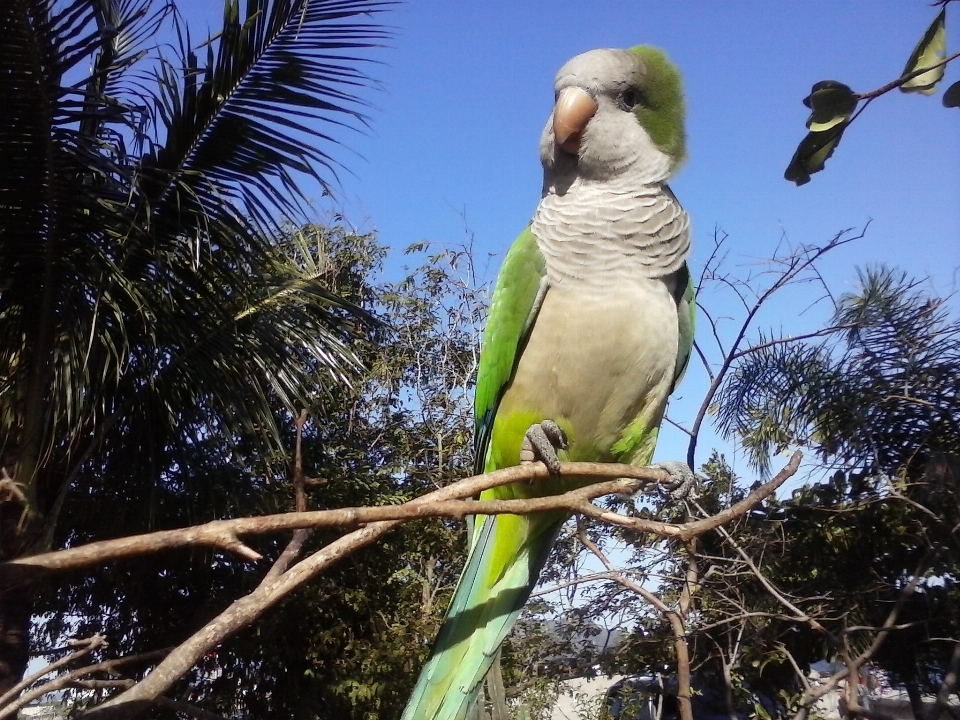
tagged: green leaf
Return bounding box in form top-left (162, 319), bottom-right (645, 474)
top-left (944, 80), bottom-right (960, 108)
top-left (803, 81), bottom-right (857, 132)
top-left (784, 124), bottom-right (848, 186)
top-left (900, 8), bottom-right (947, 95)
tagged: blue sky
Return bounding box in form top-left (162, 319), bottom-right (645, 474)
top-left (185, 0), bottom-right (959, 480)
top-left (322, 1), bottom-right (959, 290)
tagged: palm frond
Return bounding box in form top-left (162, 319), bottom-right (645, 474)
top-left (0, 0), bottom-right (160, 488)
top-left (145, 0), bottom-right (391, 236)
top-left (717, 268), bottom-right (960, 476)
top-left (0, 0), bottom-right (390, 531)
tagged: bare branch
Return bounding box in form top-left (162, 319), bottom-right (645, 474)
top-left (926, 640), bottom-right (960, 720)
top-left (791, 552), bottom-right (933, 720)
top-left (7, 456), bottom-right (799, 577)
top-left (74, 454), bottom-right (800, 719)
top-left (0, 634), bottom-right (107, 708)
top-left (729, 325), bottom-right (853, 361)
top-left (686, 229), bottom-right (864, 468)
top-left (693, 499), bottom-right (829, 635)
top-left (0, 649), bottom-right (169, 720)
top-left (263, 412), bottom-right (315, 584)
top-left (577, 526), bottom-right (694, 720)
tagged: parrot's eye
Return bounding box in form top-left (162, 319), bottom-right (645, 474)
top-left (618, 88), bottom-right (645, 111)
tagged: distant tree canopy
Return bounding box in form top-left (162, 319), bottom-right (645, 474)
top-left (0, 0), bottom-right (388, 698)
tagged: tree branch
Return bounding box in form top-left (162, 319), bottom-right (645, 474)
top-left (686, 229), bottom-right (863, 468)
top-left (577, 527), bottom-right (694, 720)
top-left (856, 49), bottom-right (960, 101)
top-left (7, 456), bottom-right (800, 577)
top-left (0, 649), bottom-right (169, 720)
top-left (74, 455), bottom-right (800, 719)
top-left (791, 552), bottom-right (933, 720)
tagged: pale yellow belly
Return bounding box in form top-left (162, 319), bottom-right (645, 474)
top-left (495, 278), bottom-right (679, 462)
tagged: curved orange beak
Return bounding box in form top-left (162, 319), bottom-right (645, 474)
top-left (553, 86), bottom-right (598, 155)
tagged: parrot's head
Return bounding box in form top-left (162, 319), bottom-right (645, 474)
top-left (539, 46), bottom-right (685, 185)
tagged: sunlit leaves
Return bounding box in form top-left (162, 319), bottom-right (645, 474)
top-left (785, 5), bottom-right (956, 185)
top-left (900, 8), bottom-right (947, 95)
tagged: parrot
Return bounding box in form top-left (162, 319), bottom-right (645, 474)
top-left (401, 45), bottom-right (695, 720)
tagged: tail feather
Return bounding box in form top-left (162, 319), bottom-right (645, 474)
top-left (401, 512), bottom-right (564, 720)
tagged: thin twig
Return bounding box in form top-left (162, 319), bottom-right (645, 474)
top-left (0, 635), bottom-right (107, 708)
top-left (791, 552), bottom-right (934, 720)
top-left (263, 411), bottom-right (314, 584)
top-left (687, 230), bottom-right (864, 468)
top-left (694, 499), bottom-right (829, 635)
top-left (577, 526), bottom-right (694, 720)
top-left (856, 49), bottom-right (960, 101)
top-left (0, 649), bottom-right (169, 720)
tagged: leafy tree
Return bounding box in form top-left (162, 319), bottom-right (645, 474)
top-left (577, 267), bottom-right (960, 717)
top-left (714, 267), bottom-right (959, 710)
top-left (718, 266), bottom-right (959, 481)
top-left (0, 0), bottom-right (388, 695)
top-left (32, 225), bottom-right (486, 719)
top-left (609, 268), bottom-right (960, 720)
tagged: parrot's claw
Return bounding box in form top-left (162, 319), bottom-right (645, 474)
top-left (653, 461), bottom-right (700, 501)
top-left (520, 420), bottom-right (568, 475)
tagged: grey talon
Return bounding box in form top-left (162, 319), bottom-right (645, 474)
top-left (539, 420), bottom-right (568, 450)
top-left (653, 461), bottom-right (700, 501)
top-left (520, 421), bottom-right (567, 474)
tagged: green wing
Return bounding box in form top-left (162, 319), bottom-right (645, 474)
top-left (473, 226), bottom-right (547, 475)
top-left (671, 261), bottom-right (695, 392)
top-left (399, 227), bottom-right (549, 720)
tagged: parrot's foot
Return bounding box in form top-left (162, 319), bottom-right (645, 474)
top-left (520, 421), bottom-right (568, 474)
top-left (653, 461), bottom-right (700, 501)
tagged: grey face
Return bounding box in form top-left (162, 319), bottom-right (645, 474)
top-left (539, 48), bottom-right (673, 185)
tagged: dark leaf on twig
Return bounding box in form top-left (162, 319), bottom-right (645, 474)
top-left (803, 80), bottom-right (857, 132)
top-left (784, 123), bottom-right (848, 186)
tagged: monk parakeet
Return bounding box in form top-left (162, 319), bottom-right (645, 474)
top-left (402, 45), bottom-right (695, 720)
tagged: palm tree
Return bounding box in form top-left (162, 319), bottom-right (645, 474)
top-left (0, 0), bottom-right (388, 692)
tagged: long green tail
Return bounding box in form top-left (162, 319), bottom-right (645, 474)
top-left (401, 511), bottom-right (564, 720)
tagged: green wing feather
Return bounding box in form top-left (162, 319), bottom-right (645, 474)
top-left (401, 227), bottom-right (550, 720)
top-left (473, 226), bottom-right (547, 476)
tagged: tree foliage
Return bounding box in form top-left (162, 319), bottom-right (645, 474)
top-left (717, 266), bottom-right (959, 478)
top-left (624, 267), bottom-right (960, 719)
top-left (34, 226), bottom-right (487, 719)
top-left (0, 0), bottom-right (387, 694)
top-left (0, 0), bottom-right (388, 550)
